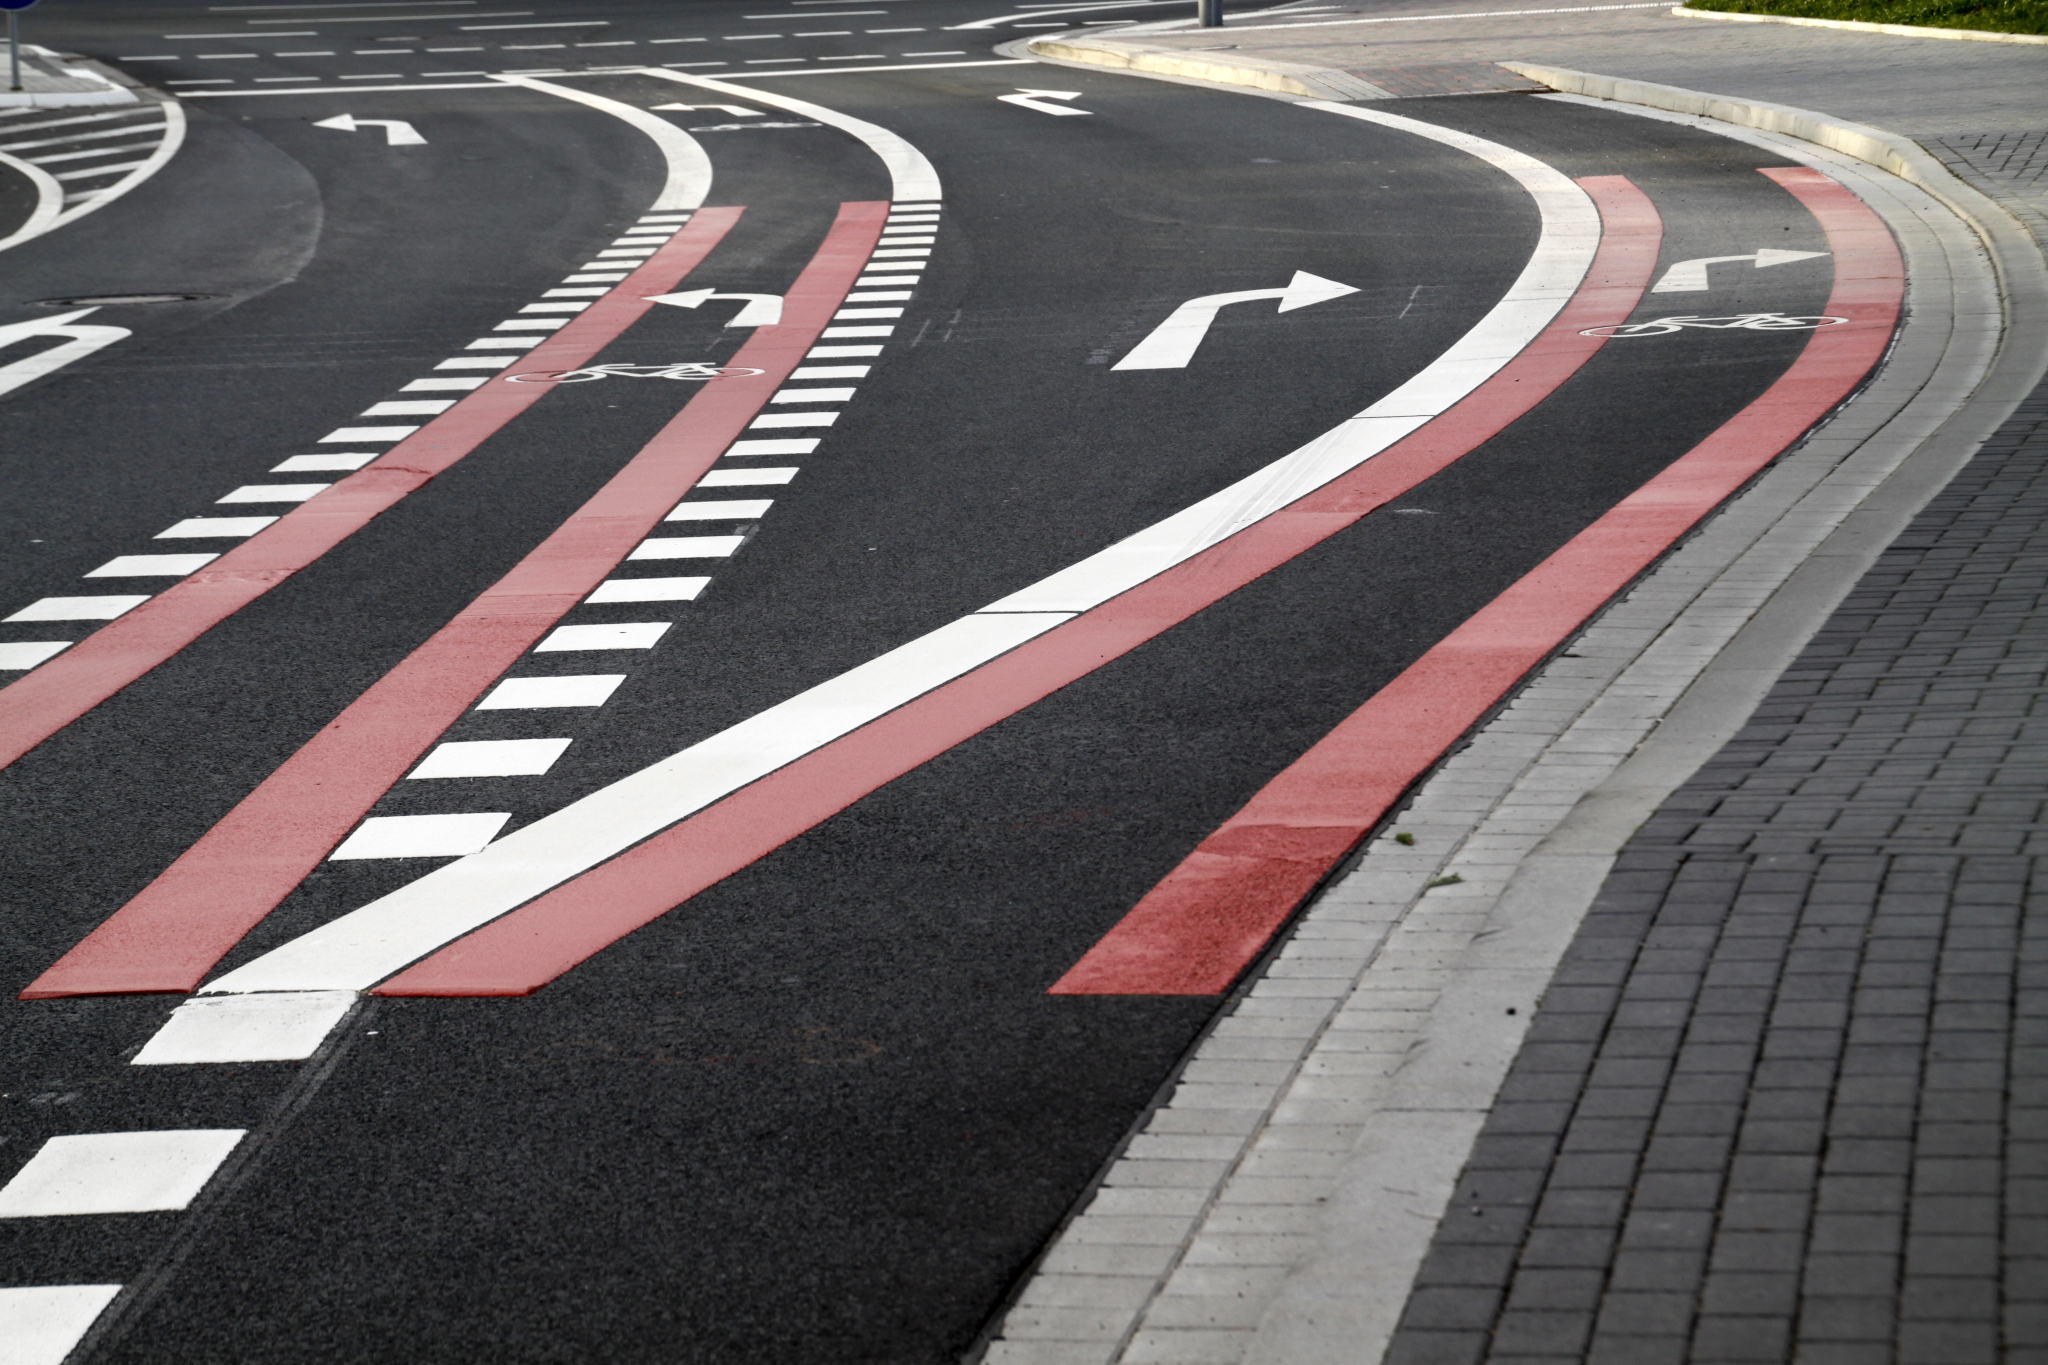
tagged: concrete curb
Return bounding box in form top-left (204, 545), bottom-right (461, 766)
top-left (0, 46), bottom-right (140, 109)
top-left (1499, 61), bottom-right (2044, 264)
top-left (1023, 35), bottom-right (1393, 100)
top-left (1670, 4), bottom-right (2048, 45)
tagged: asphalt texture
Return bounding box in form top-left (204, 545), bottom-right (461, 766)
top-left (0, 2), bottom-right (1871, 1359)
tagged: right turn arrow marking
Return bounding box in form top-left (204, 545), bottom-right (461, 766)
top-left (1111, 270), bottom-right (1360, 371)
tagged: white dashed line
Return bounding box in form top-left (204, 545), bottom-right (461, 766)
top-left (131, 992), bottom-right (358, 1063)
top-left (409, 738), bottom-right (573, 779)
top-left (0, 1132), bottom-right (245, 1216)
top-left (536, 623), bottom-right (673, 651)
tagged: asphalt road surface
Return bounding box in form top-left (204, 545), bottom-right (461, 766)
top-left (0, 1), bottom-right (1859, 1359)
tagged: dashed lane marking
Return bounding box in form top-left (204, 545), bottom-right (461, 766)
top-left (26, 203), bottom-right (891, 998)
top-left (0, 1132), bottom-right (246, 1217)
top-left (0, 208), bottom-right (735, 767)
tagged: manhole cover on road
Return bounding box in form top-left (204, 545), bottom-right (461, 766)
top-left (34, 293), bottom-right (218, 306)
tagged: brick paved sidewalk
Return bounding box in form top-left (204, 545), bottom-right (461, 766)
top-left (1381, 377), bottom-right (2048, 1365)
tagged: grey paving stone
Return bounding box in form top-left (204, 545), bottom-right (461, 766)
top-left (1379, 381), bottom-right (2048, 1361)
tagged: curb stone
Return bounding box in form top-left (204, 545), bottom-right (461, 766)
top-left (1670, 4), bottom-right (2048, 46)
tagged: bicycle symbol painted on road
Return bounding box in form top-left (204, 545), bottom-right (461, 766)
top-left (505, 363), bottom-right (766, 383)
top-left (1581, 312), bottom-right (1850, 338)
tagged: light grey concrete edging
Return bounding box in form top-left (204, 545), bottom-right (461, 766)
top-left (1669, 4), bottom-right (2048, 45)
top-left (1023, 35), bottom-right (1392, 100)
top-left (0, 46), bottom-right (139, 109)
top-left (982, 57), bottom-right (2048, 1365)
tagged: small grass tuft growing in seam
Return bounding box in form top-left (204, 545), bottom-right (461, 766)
top-left (1684, 0), bottom-right (2048, 34)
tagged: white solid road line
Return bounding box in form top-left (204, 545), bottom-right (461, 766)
top-left (0, 150), bottom-right (63, 253)
top-left (487, 73), bottom-right (711, 211)
top-left (639, 67), bottom-right (942, 202)
top-left (131, 991), bottom-right (359, 1063)
top-left (154, 516), bottom-right (279, 538)
top-left (201, 615), bottom-right (1070, 994)
top-left (0, 1286), bottom-right (124, 1365)
top-left (198, 107), bottom-right (1598, 998)
top-left (0, 1131), bottom-right (245, 1216)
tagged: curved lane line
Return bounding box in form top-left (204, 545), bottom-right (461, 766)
top-left (48, 102), bottom-right (188, 233)
top-left (187, 113), bottom-right (1607, 999)
top-left (0, 103), bottom-right (182, 255)
top-left (0, 217), bottom-right (740, 772)
top-left (0, 149), bottom-right (64, 252)
top-left (1054, 165), bottom-right (1902, 994)
top-left (638, 67), bottom-right (942, 203)
top-left (489, 74), bottom-right (710, 210)
top-left (23, 203), bottom-right (885, 1000)
top-left (0, 119), bottom-right (722, 774)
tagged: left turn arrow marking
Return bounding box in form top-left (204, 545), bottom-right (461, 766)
top-left (312, 113), bottom-right (427, 146)
top-left (997, 89), bottom-right (1092, 116)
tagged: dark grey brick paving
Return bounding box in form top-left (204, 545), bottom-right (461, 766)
top-left (1380, 372), bottom-right (2048, 1363)
top-left (1922, 131), bottom-right (2048, 249)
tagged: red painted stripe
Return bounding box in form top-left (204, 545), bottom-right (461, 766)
top-left (22, 202), bottom-right (888, 1000)
top-left (1052, 165), bottom-right (1903, 995)
top-left (374, 175), bottom-right (1662, 998)
top-left (0, 210), bottom-right (744, 773)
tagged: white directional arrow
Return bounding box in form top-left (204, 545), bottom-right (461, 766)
top-left (0, 308), bottom-right (132, 399)
top-left (997, 89), bottom-right (1091, 117)
top-left (650, 103), bottom-right (761, 117)
top-left (1651, 247), bottom-right (1829, 294)
top-left (644, 289), bottom-right (784, 327)
top-left (311, 113), bottom-right (426, 146)
top-left (1111, 271), bottom-right (1360, 371)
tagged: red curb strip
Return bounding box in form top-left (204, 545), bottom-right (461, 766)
top-left (0, 211), bottom-right (743, 774)
top-left (372, 174), bottom-right (1660, 998)
top-left (1052, 166), bottom-right (1902, 995)
top-left (23, 202), bottom-right (888, 1000)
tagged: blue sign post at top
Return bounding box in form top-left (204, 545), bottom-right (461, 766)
top-left (2, 0), bottom-right (38, 96)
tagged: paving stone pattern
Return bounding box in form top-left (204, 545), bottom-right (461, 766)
top-left (1381, 373), bottom-right (2048, 1364)
top-left (1923, 131), bottom-right (2048, 249)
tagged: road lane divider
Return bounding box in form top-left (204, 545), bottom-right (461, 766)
top-left (191, 117), bottom-right (1621, 999)
top-left (0, 210), bottom-right (737, 772)
top-left (25, 202), bottom-right (892, 1000)
top-left (1054, 165), bottom-right (1901, 994)
top-left (639, 67), bottom-right (943, 203)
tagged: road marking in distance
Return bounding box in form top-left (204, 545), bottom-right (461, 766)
top-left (997, 88), bottom-right (1091, 116)
top-left (311, 112), bottom-right (427, 146)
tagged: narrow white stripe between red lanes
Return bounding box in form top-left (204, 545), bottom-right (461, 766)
top-left (195, 107), bottom-right (1603, 997)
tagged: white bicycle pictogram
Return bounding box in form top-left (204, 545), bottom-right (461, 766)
top-left (1581, 312), bottom-right (1850, 338)
top-left (506, 363), bottom-right (766, 383)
